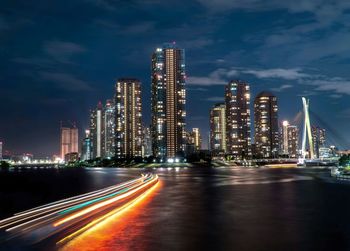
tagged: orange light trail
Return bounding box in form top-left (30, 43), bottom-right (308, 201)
top-left (57, 179), bottom-right (160, 246)
top-left (0, 177), bottom-right (144, 230)
top-left (53, 177), bottom-right (158, 227)
top-left (0, 174), bottom-right (159, 246)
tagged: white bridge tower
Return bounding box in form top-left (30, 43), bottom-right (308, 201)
top-left (301, 97), bottom-right (314, 161)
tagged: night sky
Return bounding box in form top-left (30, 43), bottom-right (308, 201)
top-left (1, 0), bottom-right (350, 157)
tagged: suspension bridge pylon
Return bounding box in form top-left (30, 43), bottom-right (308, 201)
top-left (301, 97), bottom-right (314, 162)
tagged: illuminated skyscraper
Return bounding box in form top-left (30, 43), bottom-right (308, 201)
top-left (192, 128), bottom-right (201, 151)
top-left (103, 99), bottom-right (115, 158)
top-left (142, 125), bottom-right (152, 157)
top-left (81, 129), bottom-right (92, 161)
top-left (60, 123), bottom-right (78, 160)
top-left (312, 126), bottom-right (326, 158)
top-left (319, 128), bottom-right (326, 146)
top-left (281, 121), bottom-right (298, 157)
top-left (115, 78), bottom-right (142, 158)
top-left (89, 100), bottom-right (116, 159)
top-left (60, 126), bottom-right (71, 160)
top-left (287, 125), bottom-right (299, 158)
top-left (225, 80), bottom-right (251, 159)
top-left (186, 128), bottom-right (202, 153)
top-left (254, 92), bottom-right (279, 158)
top-left (281, 121), bottom-right (289, 155)
top-left (151, 43), bottom-right (186, 158)
top-left (90, 102), bottom-right (103, 159)
top-left (210, 103), bottom-right (226, 154)
top-left (0, 141), bottom-right (2, 160)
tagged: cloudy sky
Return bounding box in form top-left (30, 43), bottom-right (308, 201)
top-left (1, 0), bottom-right (350, 156)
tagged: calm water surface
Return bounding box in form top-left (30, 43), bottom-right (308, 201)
top-left (0, 167), bottom-right (349, 251)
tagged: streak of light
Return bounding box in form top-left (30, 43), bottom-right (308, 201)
top-left (57, 177), bottom-right (160, 245)
top-left (0, 178), bottom-right (143, 230)
top-left (53, 176), bottom-right (157, 227)
top-left (0, 178), bottom-right (143, 228)
top-left (0, 174), bottom-right (159, 246)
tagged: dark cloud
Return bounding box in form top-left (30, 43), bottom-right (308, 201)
top-left (38, 72), bottom-right (93, 92)
top-left (338, 108), bottom-right (350, 118)
top-left (0, 17), bottom-right (9, 30)
top-left (203, 96), bottom-right (225, 102)
top-left (182, 38), bottom-right (214, 49)
top-left (95, 20), bottom-right (156, 34)
top-left (271, 84), bottom-right (293, 92)
top-left (196, 0), bottom-right (350, 18)
top-left (44, 40), bottom-right (86, 63)
top-left (187, 87), bottom-right (208, 92)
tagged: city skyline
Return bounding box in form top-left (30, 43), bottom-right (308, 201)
top-left (78, 77), bottom-right (330, 161)
top-left (1, 1), bottom-right (350, 156)
top-left (1, 2), bottom-right (350, 250)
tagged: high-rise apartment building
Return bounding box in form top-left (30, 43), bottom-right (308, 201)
top-left (225, 80), bottom-right (251, 159)
top-left (89, 100), bottom-right (116, 159)
top-left (210, 103), bottom-right (226, 154)
top-left (254, 91), bottom-right (279, 158)
top-left (151, 43), bottom-right (186, 159)
top-left (104, 99), bottom-right (115, 158)
top-left (186, 128), bottom-right (202, 153)
top-left (192, 128), bottom-right (201, 151)
top-left (312, 126), bottom-right (326, 158)
top-left (90, 102), bottom-right (103, 159)
top-left (81, 129), bottom-right (92, 161)
top-left (115, 78), bottom-right (142, 158)
top-left (142, 126), bottom-right (152, 157)
top-left (60, 124), bottom-right (78, 160)
top-left (287, 125), bottom-right (298, 158)
top-left (281, 121), bottom-right (298, 157)
top-left (281, 121), bottom-right (289, 155)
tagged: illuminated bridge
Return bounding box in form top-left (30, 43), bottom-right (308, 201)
top-left (10, 162), bottom-right (64, 169)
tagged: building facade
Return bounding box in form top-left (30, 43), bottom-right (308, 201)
top-left (254, 91), bottom-right (279, 158)
top-left (281, 121), bottom-right (299, 158)
top-left (225, 80), bottom-right (251, 159)
top-left (281, 121), bottom-right (289, 155)
top-left (185, 128), bottom-right (202, 154)
top-left (115, 78), bottom-right (142, 159)
top-left (312, 126), bottom-right (326, 158)
top-left (89, 102), bottom-right (103, 159)
top-left (151, 43), bottom-right (186, 159)
top-left (60, 124), bottom-right (78, 160)
top-left (142, 126), bottom-right (152, 157)
top-left (287, 125), bottom-right (298, 158)
top-left (210, 103), bottom-right (226, 155)
top-left (81, 129), bottom-right (92, 161)
top-left (104, 99), bottom-right (115, 158)
top-left (192, 128), bottom-right (201, 151)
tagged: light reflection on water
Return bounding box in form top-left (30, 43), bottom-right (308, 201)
top-left (60, 181), bottom-right (162, 251)
top-left (60, 167), bottom-right (350, 251)
top-left (1, 167), bottom-right (350, 250)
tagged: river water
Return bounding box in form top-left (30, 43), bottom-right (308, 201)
top-left (0, 166), bottom-right (349, 250)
